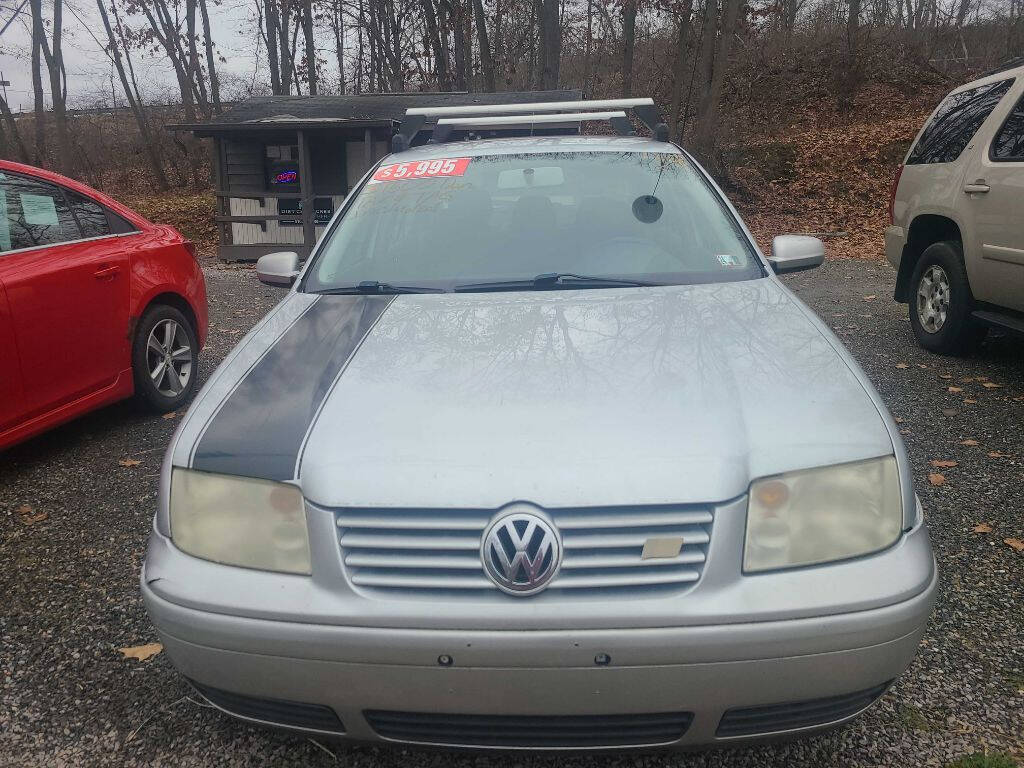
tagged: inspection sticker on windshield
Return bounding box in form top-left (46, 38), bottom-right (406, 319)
top-left (372, 157), bottom-right (471, 182)
top-left (716, 253), bottom-right (741, 267)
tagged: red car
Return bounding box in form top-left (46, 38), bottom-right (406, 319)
top-left (0, 160), bottom-right (208, 450)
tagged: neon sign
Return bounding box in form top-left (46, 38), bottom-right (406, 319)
top-left (273, 170), bottom-right (298, 184)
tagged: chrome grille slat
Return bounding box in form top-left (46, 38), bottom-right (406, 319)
top-left (340, 532), bottom-right (480, 550)
top-left (336, 505), bottom-right (714, 597)
top-left (562, 526), bottom-right (709, 549)
top-left (561, 550), bottom-right (705, 568)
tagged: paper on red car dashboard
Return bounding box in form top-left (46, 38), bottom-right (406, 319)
top-left (372, 158), bottom-right (471, 182)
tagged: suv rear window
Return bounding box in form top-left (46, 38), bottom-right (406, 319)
top-left (907, 79), bottom-right (1013, 165)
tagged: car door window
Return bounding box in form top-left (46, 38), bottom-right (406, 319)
top-left (0, 172), bottom-right (80, 254)
top-left (907, 79), bottom-right (1013, 165)
top-left (990, 93), bottom-right (1024, 161)
top-left (64, 189), bottom-right (112, 239)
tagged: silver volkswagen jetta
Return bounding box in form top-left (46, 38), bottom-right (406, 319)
top-left (143, 100), bottom-right (937, 750)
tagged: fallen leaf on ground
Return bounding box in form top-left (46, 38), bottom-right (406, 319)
top-left (939, 374), bottom-right (952, 379)
top-left (928, 473), bottom-right (946, 486)
top-left (917, 364), bottom-right (928, 369)
top-left (895, 417), bottom-right (905, 423)
top-left (987, 451), bottom-right (1009, 458)
top-left (118, 643), bottom-right (163, 662)
top-left (16, 505), bottom-right (48, 525)
top-left (895, 362), bottom-right (909, 369)
top-left (964, 399), bottom-right (978, 404)
top-left (862, 295), bottom-right (877, 301)
top-left (948, 386), bottom-right (963, 393)
top-left (1004, 538), bottom-right (1024, 553)
top-left (961, 439), bottom-right (979, 446)
top-left (161, 411), bottom-right (178, 420)
top-left (972, 523), bottom-right (993, 533)
top-left (118, 458), bottom-right (141, 467)
top-left (981, 382), bottom-right (1003, 389)
top-left (930, 460), bottom-right (958, 468)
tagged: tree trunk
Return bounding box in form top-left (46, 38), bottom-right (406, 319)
top-left (32, 0), bottom-right (72, 174)
top-left (421, 0), bottom-right (448, 88)
top-left (265, 0), bottom-right (283, 93)
top-left (279, 0), bottom-right (295, 94)
top-left (30, 0), bottom-right (47, 164)
top-left (199, 0), bottom-right (221, 112)
top-left (473, 0), bottom-right (496, 91)
top-left (303, 0), bottom-right (317, 93)
top-left (0, 94), bottom-right (30, 162)
top-left (97, 0), bottom-right (169, 190)
top-left (452, 1), bottom-right (468, 90)
top-left (186, 0), bottom-right (212, 117)
top-left (538, 0), bottom-right (560, 88)
top-left (693, 0), bottom-right (741, 166)
top-left (840, 0), bottom-right (861, 112)
top-left (668, 0), bottom-right (695, 139)
top-left (621, 0), bottom-right (637, 97)
top-left (331, 0), bottom-right (345, 92)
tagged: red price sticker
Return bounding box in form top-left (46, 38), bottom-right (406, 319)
top-left (372, 157), bottom-right (471, 182)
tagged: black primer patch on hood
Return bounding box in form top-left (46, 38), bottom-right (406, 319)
top-left (191, 295), bottom-right (393, 481)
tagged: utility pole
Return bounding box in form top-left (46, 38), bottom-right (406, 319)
top-left (0, 72), bottom-right (10, 102)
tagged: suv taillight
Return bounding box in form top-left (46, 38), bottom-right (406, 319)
top-left (888, 164), bottom-right (904, 225)
top-left (183, 241), bottom-right (198, 261)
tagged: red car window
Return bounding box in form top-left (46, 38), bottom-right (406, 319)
top-left (0, 172), bottom-right (81, 253)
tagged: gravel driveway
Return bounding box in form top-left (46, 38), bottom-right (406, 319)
top-left (1, 260), bottom-right (1021, 767)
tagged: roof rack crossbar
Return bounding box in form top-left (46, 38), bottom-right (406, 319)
top-left (406, 98), bottom-right (654, 117)
top-left (394, 97), bottom-right (664, 150)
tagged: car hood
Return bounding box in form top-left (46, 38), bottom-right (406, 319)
top-left (173, 279), bottom-right (894, 510)
top-left (282, 280), bottom-right (890, 508)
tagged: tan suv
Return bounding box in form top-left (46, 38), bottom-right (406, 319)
top-left (887, 60), bottom-right (1024, 354)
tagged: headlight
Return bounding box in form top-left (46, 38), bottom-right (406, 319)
top-left (169, 469), bottom-right (311, 574)
top-left (744, 456), bottom-right (902, 572)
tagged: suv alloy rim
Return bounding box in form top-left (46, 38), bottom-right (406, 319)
top-left (147, 319), bottom-right (193, 396)
top-left (916, 265), bottom-right (950, 333)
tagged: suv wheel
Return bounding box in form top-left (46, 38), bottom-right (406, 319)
top-left (132, 304), bottom-right (199, 412)
top-left (908, 241), bottom-right (985, 355)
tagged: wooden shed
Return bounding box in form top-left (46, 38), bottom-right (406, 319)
top-left (171, 90), bottom-right (583, 262)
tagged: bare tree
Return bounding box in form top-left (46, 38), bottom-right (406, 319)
top-left (692, 0), bottom-right (743, 165)
top-left (667, 0), bottom-right (695, 138)
top-left (473, 0), bottom-right (496, 90)
top-left (0, 94), bottom-right (30, 162)
top-left (30, 0), bottom-right (72, 174)
top-left (621, 0), bottom-right (638, 97)
top-left (96, 0), bottom-right (170, 190)
top-left (302, 0), bottom-right (317, 93)
top-left (537, 0), bottom-right (560, 88)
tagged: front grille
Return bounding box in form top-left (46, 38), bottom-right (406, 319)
top-left (715, 681), bottom-right (892, 737)
top-left (336, 505), bottom-right (713, 596)
top-left (190, 680), bottom-right (345, 733)
top-left (364, 710), bottom-right (693, 748)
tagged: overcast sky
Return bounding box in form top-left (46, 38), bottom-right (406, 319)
top-left (0, 0), bottom-right (270, 112)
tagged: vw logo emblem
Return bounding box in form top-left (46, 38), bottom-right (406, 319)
top-left (481, 508), bottom-right (562, 595)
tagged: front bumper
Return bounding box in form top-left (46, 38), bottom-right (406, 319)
top-left (142, 524), bottom-right (937, 749)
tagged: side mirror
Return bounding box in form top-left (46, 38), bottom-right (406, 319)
top-left (769, 235), bottom-right (825, 274)
top-left (256, 251), bottom-right (300, 287)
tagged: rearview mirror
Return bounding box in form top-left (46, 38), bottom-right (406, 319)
top-left (769, 236), bottom-right (825, 274)
top-left (256, 251), bottom-right (300, 287)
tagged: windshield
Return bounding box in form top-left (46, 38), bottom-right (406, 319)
top-left (303, 150), bottom-right (761, 293)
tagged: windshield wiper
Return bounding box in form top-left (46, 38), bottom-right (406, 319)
top-left (311, 280), bottom-right (446, 295)
top-left (454, 272), bottom-right (661, 292)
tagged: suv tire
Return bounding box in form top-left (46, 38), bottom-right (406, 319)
top-left (908, 241), bottom-right (985, 355)
top-left (132, 304), bottom-right (199, 412)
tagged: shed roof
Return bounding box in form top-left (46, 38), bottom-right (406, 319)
top-left (169, 90), bottom-right (585, 135)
